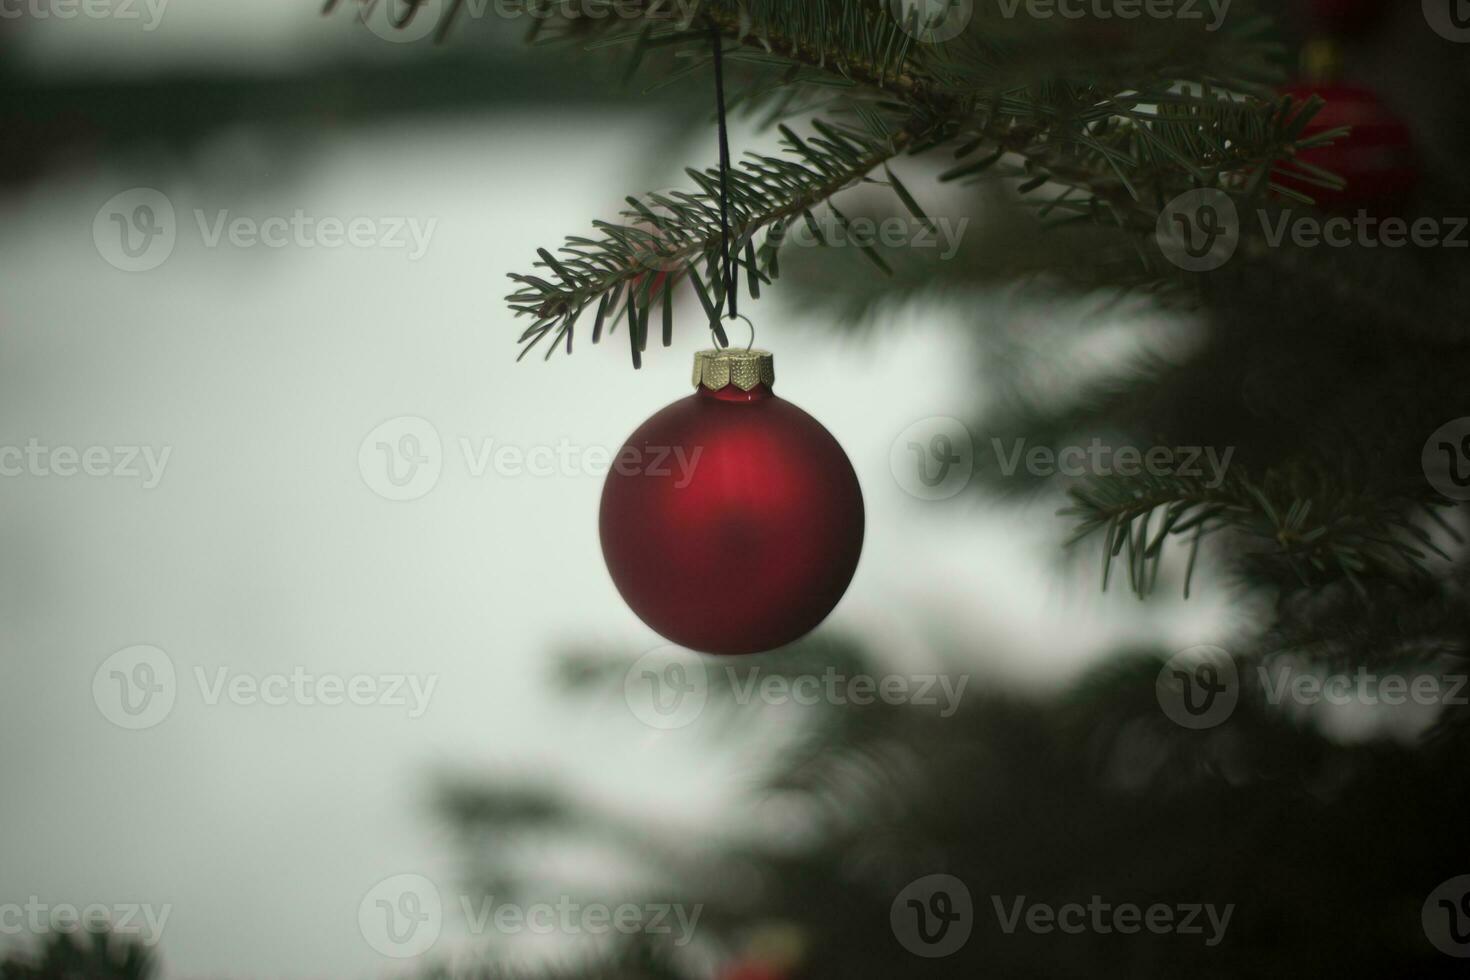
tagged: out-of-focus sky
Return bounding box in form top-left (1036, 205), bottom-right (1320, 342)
top-left (13, 0), bottom-right (377, 76)
top-left (0, 7), bottom-right (1232, 977)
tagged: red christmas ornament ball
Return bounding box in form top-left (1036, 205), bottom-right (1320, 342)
top-left (1281, 83), bottom-right (1419, 210)
top-left (599, 349), bottom-right (864, 656)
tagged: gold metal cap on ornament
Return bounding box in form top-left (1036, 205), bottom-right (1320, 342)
top-left (1301, 38), bottom-right (1344, 84)
top-left (693, 348), bottom-right (775, 392)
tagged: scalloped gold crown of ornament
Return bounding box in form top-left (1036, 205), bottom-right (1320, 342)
top-left (693, 349), bottom-right (775, 392)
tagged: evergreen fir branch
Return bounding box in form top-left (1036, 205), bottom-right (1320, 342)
top-left (320, 0), bottom-right (1345, 359)
top-left (509, 0), bottom-right (956, 109)
top-left (1061, 470), bottom-right (1456, 600)
top-left (321, 1), bottom-right (1331, 358)
top-left (951, 88), bottom-right (1339, 239)
top-left (508, 84), bottom-right (1326, 361)
top-left (506, 117), bottom-right (924, 362)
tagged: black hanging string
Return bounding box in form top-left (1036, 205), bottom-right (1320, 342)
top-left (710, 19), bottom-right (738, 335)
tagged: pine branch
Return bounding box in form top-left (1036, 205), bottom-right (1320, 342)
top-left (684, 1), bottom-right (950, 109)
top-left (522, 0), bottom-right (955, 108)
top-left (320, 1), bottom-right (1337, 360)
top-left (505, 116), bottom-right (925, 362)
top-left (1061, 470), bottom-right (1458, 600)
top-left (487, 3), bottom-right (1331, 361)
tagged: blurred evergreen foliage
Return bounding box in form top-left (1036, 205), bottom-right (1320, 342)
top-left (0, 934), bottom-right (156, 980)
top-left (430, 637), bottom-right (1470, 977)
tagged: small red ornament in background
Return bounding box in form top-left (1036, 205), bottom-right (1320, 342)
top-left (600, 348), bottom-right (864, 656)
top-left (1277, 37), bottom-right (1420, 210)
top-left (716, 922), bottom-right (806, 980)
top-left (1280, 82), bottom-right (1419, 210)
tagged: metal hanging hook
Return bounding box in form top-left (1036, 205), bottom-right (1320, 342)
top-left (711, 314), bottom-right (756, 351)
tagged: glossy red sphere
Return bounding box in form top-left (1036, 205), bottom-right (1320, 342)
top-left (1282, 83), bottom-right (1419, 210)
top-left (599, 382), bottom-right (864, 656)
